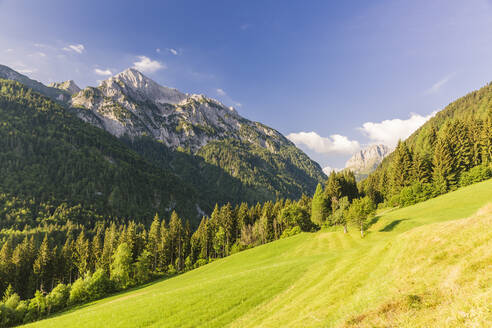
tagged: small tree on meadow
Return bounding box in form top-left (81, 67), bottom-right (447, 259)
top-left (348, 196), bottom-right (375, 238)
top-left (332, 196), bottom-right (350, 233)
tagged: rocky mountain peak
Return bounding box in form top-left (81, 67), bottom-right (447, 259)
top-left (100, 68), bottom-right (187, 105)
top-left (49, 80), bottom-right (81, 95)
top-left (345, 144), bottom-right (392, 174)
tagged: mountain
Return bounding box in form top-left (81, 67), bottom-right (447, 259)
top-left (0, 78), bottom-right (204, 228)
top-left (71, 68), bottom-right (296, 152)
top-left (70, 68), bottom-right (326, 201)
top-left (0, 64), bottom-right (71, 103)
top-left (0, 64), bottom-right (326, 224)
top-left (49, 80), bottom-right (81, 95)
top-left (345, 144), bottom-right (392, 179)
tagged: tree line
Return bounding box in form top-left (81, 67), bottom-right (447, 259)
top-left (360, 114), bottom-right (492, 207)
top-left (0, 196), bottom-right (321, 326)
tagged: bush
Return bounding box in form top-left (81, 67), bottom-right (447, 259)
top-left (280, 226), bottom-right (301, 238)
top-left (69, 277), bottom-right (88, 305)
top-left (46, 283), bottom-right (70, 313)
top-left (0, 302), bottom-right (15, 327)
top-left (134, 251), bottom-right (152, 285)
top-left (86, 269), bottom-right (112, 301)
top-left (194, 259), bottom-right (208, 269)
top-left (459, 163), bottom-right (492, 187)
top-left (25, 291), bottom-right (46, 322)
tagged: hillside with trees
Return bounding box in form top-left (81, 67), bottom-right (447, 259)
top-left (360, 82), bottom-right (492, 207)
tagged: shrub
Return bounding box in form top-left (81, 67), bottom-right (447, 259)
top-left (459, 163), bottom-right (492, 187)
top-left (25, 291), bottom-right (46, 322)
top-left (69, 277), bottom-right (88, 305)
top-left (194, 259), bottom-right (208, 269)
top-left (86, 269), bottom-right (112, 301)
top-left (46, 283), bottom-right (70, 313)
top-left (280, 226), bottom-right (301, 238)
top-left (133, 251), bottom-right (152, 285)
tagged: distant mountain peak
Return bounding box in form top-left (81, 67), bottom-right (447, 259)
top-left (345, 144), bottom-right (392, 175)
top-left (99, 68), bottom-right (188, 105)
top-left (49, 80), bottom-right (81, 95)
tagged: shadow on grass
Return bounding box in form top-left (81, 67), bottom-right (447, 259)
top-left (366, 216), bottom-right (381, 229)
top-left (379, 219), bottom-right (407, 232)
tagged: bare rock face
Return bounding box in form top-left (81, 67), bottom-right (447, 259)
top-left (49, 80), bottom-right (81, 95)
top-left (345, 144), bottom-right (392, 174)
top-left (71, 68), bottom-right (291, 153)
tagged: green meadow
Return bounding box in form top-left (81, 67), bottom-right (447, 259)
top-left (26, 179), bottom-right (492, 328)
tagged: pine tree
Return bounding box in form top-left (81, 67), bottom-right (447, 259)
top-left (169, 211), bottom-right (184, 271)
top-left (147, 213), bottom-right (161, 271)
top-left (311, 183), bottom-right (326, 225)
top-left (0, 238), bottom-right (14, 294)
top-left (432, 137), bottom-right (456, 194)
top-left (412, 152), bottom-right (432, 184)
top-left (390, 140), bottom-right (413, 194)
top-left (74, 230), bottom-right (90, 278)
top-left (33, 235), bottom-right (53, 292)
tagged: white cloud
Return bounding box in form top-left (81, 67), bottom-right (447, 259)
top-left (287, 132), bottom-right (360, 155)
top-left (169, 48), bottom-right (178, 56)
top-left (156, 48), bottom-right (161, 53)
top-left (133, 56), bottom-right (165, 73)
top-left (322, 166), bottom-right (341, 175)
top-left (358, 112), bottom-right (436, 147)
top-left (94, 68), bottom-right (113, 76)
top-left (426, 73), bottom-right (455, 94)
top-left (216, 88), bottom-right (226, 96)
top-left (63, 44), bottom-right (85, 54)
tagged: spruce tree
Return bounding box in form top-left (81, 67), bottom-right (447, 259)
top-left (311, 183), bottom-right (326, 225)
top-left (412, 152), bottom-right (432, 184)
top-left (432, 137), bottom-right (456, 194)
top-left (33, 235), bottom-right (53, 292)
top-left (147, 213), bottom-right (161, 271)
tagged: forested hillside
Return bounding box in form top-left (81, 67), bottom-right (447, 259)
top-left (360, 82), bottom-right (492, 206)
top-left (0, 79), bottom-right (201, 228)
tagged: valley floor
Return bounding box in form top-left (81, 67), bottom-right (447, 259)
top-left (25, 179), bottom-right (492, 328)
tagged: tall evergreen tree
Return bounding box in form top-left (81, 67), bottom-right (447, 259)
top-left (33, 235), bottom-right (53, 292)
top-left (311, 183), bottom-right (326, 225)
top-left (432, 136), bottom-right (456, 194)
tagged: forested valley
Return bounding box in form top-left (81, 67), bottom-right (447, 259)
top-left (0, 78), bottom-right (490, 327)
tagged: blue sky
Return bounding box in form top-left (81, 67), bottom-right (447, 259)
top-left (1, 0), bottom-right (492, 170)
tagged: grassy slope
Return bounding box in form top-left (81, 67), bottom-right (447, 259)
top-left (26, 179), bottom-right (492, 328)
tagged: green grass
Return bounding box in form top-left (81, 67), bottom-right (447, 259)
top-left (25, 179), bottom-right (492, 327)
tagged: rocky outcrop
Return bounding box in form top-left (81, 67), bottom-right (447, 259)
top-left (345, 144), bottom-right (392, 174)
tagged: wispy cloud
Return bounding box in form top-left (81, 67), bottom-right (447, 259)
top-left (425, 73), bottom-right (455, 94)
top-left (94, 68), bottom-right (113, 76)
top-left (133, 56), bottom-right (165, 73)
top-left (169, 48), bottom-right (178, 56)
top-left (216, 88), bottom-right (226, 96)
top-left (358, 112), bottom-right (436, 147)
top-left (287, 132), bottom-right (360, 155)
top-left (62, 44), bottom-right (85, 54)
top-left (156, 48), bottom-right (161, 53)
